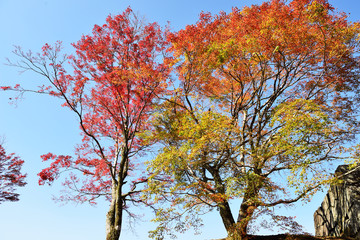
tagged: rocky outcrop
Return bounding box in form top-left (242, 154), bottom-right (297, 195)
top-left (314, 165), bottom-right (360, 239)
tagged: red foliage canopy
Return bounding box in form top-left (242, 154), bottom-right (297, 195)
top-left (25, 8), bottom-right (171, 205)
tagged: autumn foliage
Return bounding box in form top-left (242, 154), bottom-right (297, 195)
top-left (34, 11), bottom-right (170, 203)
top-left (0, 144), bottom-right (26, 203)
top-left (145, 0), bottom-right (360, 238)
top-left (6, 8), bottom-right (170, 240)
top-left (4, 0), bottom-right (360, 240)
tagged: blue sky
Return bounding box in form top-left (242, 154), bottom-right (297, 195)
top-left (0, 0), bottom-right (360, 240)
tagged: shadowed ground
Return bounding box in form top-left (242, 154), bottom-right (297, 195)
top-left (215, 234), bottom-right (355, 240)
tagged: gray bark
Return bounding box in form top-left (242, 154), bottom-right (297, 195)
top-left (314, 165), bottom-right (360, 239)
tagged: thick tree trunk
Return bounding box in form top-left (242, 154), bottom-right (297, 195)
top-left (234, 168), bottom-right (263, 238)
top-left (105, 182), bottom-right (123, 240)
top-left (211, 168), bottom-right (238, 237)
top-left (218, 201), bottom-right (236, 232)
top-left (236, 182), bottom-right (261, 239)
top-left (236, 199), bottom-right (256, 238)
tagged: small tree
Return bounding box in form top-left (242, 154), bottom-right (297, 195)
top-left (145, 0), bottom-right (360, 238)
top-left (5, 8), bottom-right (170, 240)
top-left (0, 144), bottom-right (26, 203)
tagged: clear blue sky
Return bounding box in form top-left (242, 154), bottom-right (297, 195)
top-left (0, 1), bottom-right (359, 240)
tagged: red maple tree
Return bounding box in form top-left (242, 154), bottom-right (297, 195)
top-left (5, 8), bottom-right (170, 240)
top-left (0, 144), bottom-right (26, 203)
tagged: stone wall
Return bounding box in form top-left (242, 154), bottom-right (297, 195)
top-left (314, 165), bottom-right (360, 239)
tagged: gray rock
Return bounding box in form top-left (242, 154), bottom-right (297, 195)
top-left (314, 165), bottom-right (360, 239)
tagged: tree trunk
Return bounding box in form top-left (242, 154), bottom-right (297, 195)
top-left (105, 182), bottom-right (123, 240)
top-left (218, 201), bottom-right (236, 232)
top-left (106, 145), bottom-right (128, 240)
top-left (211, 168), bottom-right (238, 237)
top-left (236, 182), bottom-right (261, 239)
top-left (235, 168), bottom-right (263, 238)
top-left (236, 199), bottom-right (256, 238)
